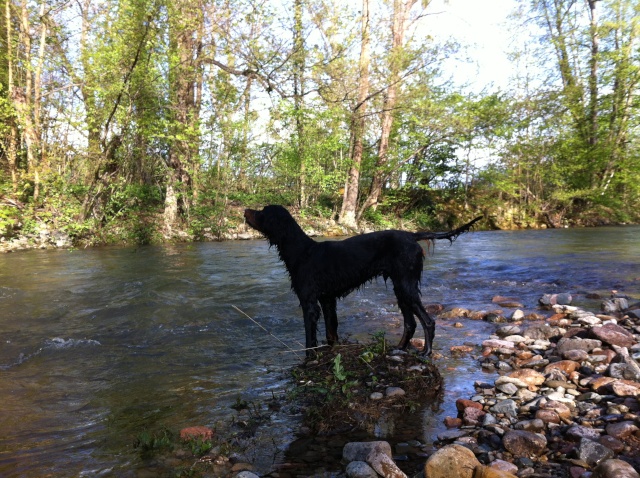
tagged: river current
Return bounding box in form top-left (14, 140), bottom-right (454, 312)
top-left (0, 226), bottom-right (639, 476)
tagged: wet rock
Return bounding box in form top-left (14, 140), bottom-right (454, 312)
top-left (593, 459), bottom-right (640, 478)
top-left (367, 451), bottom-right (407, 478)
top-left (496, 382), bottom-right (518, 396)
top-left (482, 339), bottom-right (516, 350)
top-left (456, 398), bottom-right (483, 412)
top-left (591, 323), bottom-right (636, 348)
top-left (463, 407), bottom-right (486, 426)
top-left (590, 376), bottom-right (617, 393)
top-left (443, 416), bottom-right (462, 428)
top-left (576, 437), bottom-right (615, 467)
top-left (424, 444), bottom-right (479, 478)
top-left (437, 429), bottom-right (471, 442)
top-left (602, 298), bottom-right (629, 314)
top-left (345, 461), bottom-right (378, 478)
top-left (511, 309), bottom-right (525, 321)
top-left (497, 325), bottom-right (522, 337)
top-left (502, 430), bottom-right (547, 456)
top-left (605, 420), bottom-right (638, 440)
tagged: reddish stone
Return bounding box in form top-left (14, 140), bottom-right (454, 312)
top-left (598, 435), bottom-right (625, 453)
top-left (605, 421), bottom-right (639, 439)
top-left (589, 376), bottom-right (617, 393)
top-left (443, 416), bottom-right (462, 428)
top-left (612, 379), bottom-right (640, 397)
top-left (463, 407), bottom-right (486, 426)
top-left (455, 398), bottom-right (483, 412)
top-left (508, 369), bottom-right (545, 388)
top-left (502, 430), bottom-right (547, 456)
top-left (450, 345), bottom-right (474, 354)
top-left (544, 360), bottom-right (579, 375)
top-left (589, 348), bottom-right (616, 364)
top-left (535, 409), bottom-right (561, 424)
top-left (590, 323), bottom-right (636, 348)
top-left (539, 400), bottom-right (571, 420)
top-left (180, 426), bottom-right (214, 441)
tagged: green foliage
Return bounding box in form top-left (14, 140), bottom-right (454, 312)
top-left (134, 428), bottom-right (174, 457)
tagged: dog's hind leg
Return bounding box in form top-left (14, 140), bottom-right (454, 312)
top-left (319, 297), bottom-right (339, 346)
top-left (412, 301), bottom-right (435, 356)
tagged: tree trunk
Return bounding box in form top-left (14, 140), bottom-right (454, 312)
top-left (339, 0), bottom-right (370, 228)
top-left (164, 0), bottom-right (203, 232)
top-left (357, 0), bottom-right (416, 221)
top-left (293, 0), bottom-right (307, 208)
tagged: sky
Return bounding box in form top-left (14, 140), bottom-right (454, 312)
top-left (422, 0), bottom-right (520, 92)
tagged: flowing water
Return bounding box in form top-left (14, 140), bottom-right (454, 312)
top-left (1, 226), bottom-right (639, 476)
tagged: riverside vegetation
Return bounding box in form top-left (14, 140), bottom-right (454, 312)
top-left (4, 1), bottom-right (640, 252)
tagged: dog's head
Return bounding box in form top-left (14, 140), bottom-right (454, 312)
top-left (244, 205), bottom-right (296, 243)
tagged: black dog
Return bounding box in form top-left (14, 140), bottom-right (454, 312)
top-left (244, 205), bottom-right (481, 356)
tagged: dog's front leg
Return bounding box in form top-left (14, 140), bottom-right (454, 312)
top-left (301, 301), bottom-right (321, 357)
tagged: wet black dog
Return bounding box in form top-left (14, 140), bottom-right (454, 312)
top-left (244, 205), bottom-right (481, 356)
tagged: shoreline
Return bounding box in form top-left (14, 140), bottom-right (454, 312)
top-left (155, 292), bottom-right (640, 477)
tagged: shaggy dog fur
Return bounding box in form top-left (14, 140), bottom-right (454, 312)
top-left (244, 205), bottom-right (481, 356)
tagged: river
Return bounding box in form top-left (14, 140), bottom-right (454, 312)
top-left (0, 226), bottom-right (639, 476)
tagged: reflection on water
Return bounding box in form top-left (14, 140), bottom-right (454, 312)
top-left (0, 226), bottom-right (639, 476)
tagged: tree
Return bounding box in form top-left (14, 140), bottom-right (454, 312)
top-left (339, 0), bottom-right (370, 228)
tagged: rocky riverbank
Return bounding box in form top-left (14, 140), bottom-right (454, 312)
top-left (163, 291), bottom-right (640, 478)
top-left (415, 294), bottom-right (640, 478)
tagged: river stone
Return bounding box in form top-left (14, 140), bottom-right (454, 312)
top-left (535, 409), bottom-right (560, 424)
top-left (611, 379), bottom-right (640, 397)
top-left (544, 360), bottom-right (579, 375)
top-left (490, 399), bottom-right (518, 418)
top-left (556, 337), bottom-right (602, 355)
top-left (598, 435), bottom-right (625, 453)
top-left (591, 323), bottom-right (636, 348)
top-left (424, 444), bottom-right (480, 478)
top-left (456, 398), bottom-right (483, 412)
top-left (463, 407), bottom-right (486, 426)
top-left (524, 324), bottom-right (564, 340)
top-left (511, 309), bottom-right (525, 321)
top-left (566, 424), bottom-right (602, 441)
top-left (539, 399), bottom-right (572, 420)
top-left (346, 461), bottom-right (378, 478)
top-left (482, 339), bottom-right (515, 349)
top-left (386, 387), bottom-right (405, 397)
top-left (236, 472), bottom-right (260, 478)
top-left (495, 376), bottom-right (529, 389)
top-left (576, 438), bottom-right (615, 467)
top-left (496, 382), bottom-right (518, 396)
top-left (343, 441), bottom-right (392, 462)
top-left (508, 369), bottom-right (545, 388)
top-left (489, 459), bottom-right (519, 475)
top-left (593, 459), bottom-right (640, 478)
top-left (563, 349), bottom-right (589, 361)
top-left (502, 430), bottom-right (547, 456)
top-left (578, 315), bottom-right (602, 326)
top-left (497, 325), bottom-right (522, 337)
top-left (367, 450), bottom-right (407, 478)
top-left (605, 421), bottom-right (639, 439)
top-left (514, 418), bottom-right (545, 432)
top-left (437, 429), bottom-right (471, 442)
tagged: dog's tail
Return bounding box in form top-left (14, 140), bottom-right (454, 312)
top-left (413, 216), bottom-right (483, 244)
